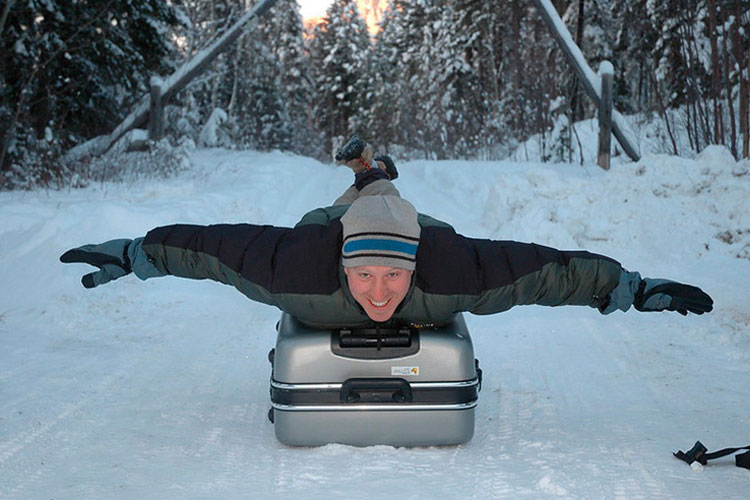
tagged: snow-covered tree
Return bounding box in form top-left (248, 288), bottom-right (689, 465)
top-left (173, 0), bottom-right (244, 139)
top-left (234, 0), bottom-right (315, 153)
top-left (366, 6), bottom-right (400, 153)
top-left (562, 0), bottom-right (614, 122)
top-left (308, 0), bottom-right (372, 156)
top-left (368, 0), bottom-right (434, 154)
top-left (610, 0), bottom-right (656, 113)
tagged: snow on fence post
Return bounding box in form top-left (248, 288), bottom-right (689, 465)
top-left (148, 76), bottom-right (165, 141)
top-left (597, 61), bottom-right (613, 170)
top-left (532, 0), bottom-right (640, 163)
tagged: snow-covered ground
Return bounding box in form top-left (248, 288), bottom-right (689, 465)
top-left (1, 146), bottom-right (748, 498)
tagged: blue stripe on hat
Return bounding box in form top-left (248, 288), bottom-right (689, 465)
top-left (343, 238), bottom-right (418, 256)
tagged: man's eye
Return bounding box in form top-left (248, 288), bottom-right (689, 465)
top-left (359, 273), bottom-right (370, 279)
top-left (388, 272), bottom-right (400, 279)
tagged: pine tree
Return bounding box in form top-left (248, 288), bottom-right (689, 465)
top-left (234, 0), bottom-right (314, 153)
top-left (562, 0), bottom-right (614, 120)
top-left (307, 0), bottom-right (372, 156)
top-left (175, 0), bottom-right (245, 141)
top-left (610, 0), bottom-right (655, 113)
top-left (369, 0), bottom-right (434, 155)
top-left (648, 0), bottom-right (714, 151)
top-left (274, 0), bottom-right (319, 156)
top-left (415, 0), bottom-right (482, 158)
top-left (367, 6), bottom-right (400, 153)
top-left (508, 1), bottom-right (559, 152)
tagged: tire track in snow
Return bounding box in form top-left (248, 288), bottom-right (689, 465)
top-left (477, 363), bottom-right (571, 498)
top-left (193, 403), bottom-right (257, 494)
top-left (578, 316), bottom-right (674, 499)
top-left (0, 372), bottom-right (120, 465)
top-left (481, 388), bottom-right (525, 498)
top-left (0, 371), bottom-right (122, 498)
top-left (0, 302), bottom-right (178, 497)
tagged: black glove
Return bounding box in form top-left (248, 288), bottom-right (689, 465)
top-left (633, 279), bottom-right (713, 315)
top-left (60, 239), bottom-right (133, 288)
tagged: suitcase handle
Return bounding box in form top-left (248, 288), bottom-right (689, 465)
top-left (340, 378), bottom-right (413, 404)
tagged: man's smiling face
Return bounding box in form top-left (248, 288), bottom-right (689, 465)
top-left (344, 265), bottom-right (413, 322)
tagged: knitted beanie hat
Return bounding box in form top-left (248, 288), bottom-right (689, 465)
top-left (340, 195), bottom-right (421, 271)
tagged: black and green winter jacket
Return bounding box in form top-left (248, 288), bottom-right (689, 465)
top-left (136, 204), bottom-right (625, 328)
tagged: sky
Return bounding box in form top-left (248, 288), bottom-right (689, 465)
top-left (298, 0), bottom-right (332, 18)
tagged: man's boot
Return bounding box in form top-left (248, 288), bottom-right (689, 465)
top-left (335, 136), bottom-right (398, 180)
top-left (335, 135), bottom-right (373, 173)
top-left (374, 155), bottom-right (398, 180)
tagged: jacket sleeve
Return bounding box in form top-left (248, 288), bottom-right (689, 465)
top-left (416, 226), bottom-right (626, 315)
top-left (139, 223), bottom-right (342, 306)
top-left (469, 241), bottom-right (624, 314)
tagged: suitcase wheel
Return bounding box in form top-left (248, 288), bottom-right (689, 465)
top-left (475, 358), bottom-right (483, 392)
top-left (268, 407), bottom-right (274, 423)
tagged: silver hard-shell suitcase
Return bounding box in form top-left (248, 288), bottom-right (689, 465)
top-left (267, 312), bottom-right (481, 447)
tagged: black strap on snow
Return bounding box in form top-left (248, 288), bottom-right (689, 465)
top-left (674, 441), bottom-right (750, 470)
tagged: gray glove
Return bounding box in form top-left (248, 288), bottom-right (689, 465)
top-left (60, 237), bottom-right (163, 288)
top-left (60, 239), bottom-right (132, 288)
top-left (633, 278), bottom-right (713, 316)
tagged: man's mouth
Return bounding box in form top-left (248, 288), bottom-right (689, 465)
top-left (368, 298), bottom-right (390, 308)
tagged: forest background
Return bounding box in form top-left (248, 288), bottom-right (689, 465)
top-left (1, 0), bottom-right (748, 190)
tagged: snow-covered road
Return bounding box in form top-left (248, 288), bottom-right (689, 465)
top-left (1, 148), bottom-right (748, 498)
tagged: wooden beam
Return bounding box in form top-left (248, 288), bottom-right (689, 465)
top-left (79, 0), bottom-right (278, 157)
top-left (532, 0), bottom-right (640, 162)
top-left (148, 76), bottom-right (165, 141)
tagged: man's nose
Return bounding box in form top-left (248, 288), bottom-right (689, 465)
top-left (371, 278), bottom-right (387, 300)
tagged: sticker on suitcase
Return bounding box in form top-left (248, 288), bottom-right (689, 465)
top-left (391, 366), bottom-right (419, 376)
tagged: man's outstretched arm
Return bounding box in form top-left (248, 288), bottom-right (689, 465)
top-left (60, 223), bottom-right (344, 306)
top-left (416, 227), bottom-right (713, 316)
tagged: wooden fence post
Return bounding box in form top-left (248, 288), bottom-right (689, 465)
top-left (148, 76), bottom-right (164, 141)
top-left (597, 61), bottom-right (613, 170)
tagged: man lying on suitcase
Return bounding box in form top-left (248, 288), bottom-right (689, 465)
top-left (60, 136), bottom-right (713, 328)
